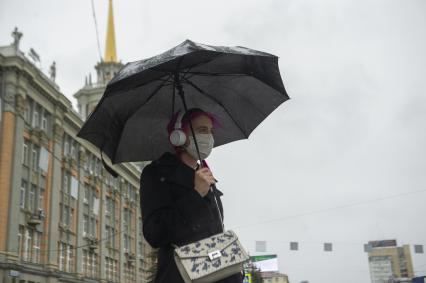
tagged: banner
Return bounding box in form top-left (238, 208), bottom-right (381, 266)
top-left (250, 254), bottom-right (278, 272)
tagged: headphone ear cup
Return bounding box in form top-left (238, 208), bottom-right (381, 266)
top-left (169, 130), bottom-right (187, 146)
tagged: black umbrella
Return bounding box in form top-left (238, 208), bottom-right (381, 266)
top-left (76, 39), bottom-right (289, 176)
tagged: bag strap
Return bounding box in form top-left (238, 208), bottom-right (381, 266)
top-left (209, 183), bottom-right (224, 233)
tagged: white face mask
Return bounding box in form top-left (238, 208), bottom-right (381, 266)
top-left (184, 133), bottom-right (214, 160)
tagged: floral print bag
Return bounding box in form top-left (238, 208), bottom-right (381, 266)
top-left (173, 230), bottom-right (249, 283)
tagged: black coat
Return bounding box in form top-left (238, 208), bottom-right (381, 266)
top-left (140, 152), bottom-right (243, 283)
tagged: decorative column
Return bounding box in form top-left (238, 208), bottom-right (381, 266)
top-left (75, 147), bottom-right (86, 278)
top-left (45, 118), bottom-right (64, 270)
top-left (119, 179), bottom-right (126, 283)
top-left (5, 91), bottom-right (26, 263)
top-left (99, 171), bottom-right (107, 283)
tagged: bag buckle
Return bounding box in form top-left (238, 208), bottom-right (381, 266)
top-left (208, 250), bottom-right (222, 260)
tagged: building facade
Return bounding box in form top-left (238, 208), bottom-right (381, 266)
top-left (366, 240), bottom-right (414, 283)
top-left (260, 271), bottom-right (289, 283)
top-left (0, 1), bottom-right (154, 282)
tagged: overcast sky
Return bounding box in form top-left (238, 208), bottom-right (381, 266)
top-left (1, 0), bottom-right (426, 282)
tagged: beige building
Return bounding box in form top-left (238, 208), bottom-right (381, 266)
top-left (260, 271), bottom-right (289, 283)
top-left (367, 240), bottom-right (414, 283)
top-left (0, 1), bottom-right (154, 282)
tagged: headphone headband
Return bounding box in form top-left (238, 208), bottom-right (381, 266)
top-left (174, 110), bottom-right (185, 130)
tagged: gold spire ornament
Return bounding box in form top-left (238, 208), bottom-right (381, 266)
top-left (104, 0), bottom-right (117, 62)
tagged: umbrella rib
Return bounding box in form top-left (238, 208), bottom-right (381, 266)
top-left (117, 74), bottom-right (172, 126)
top-left (184, 78), bottom-right (249, 139)
top-left (138, 74), bottom-right (172, 109)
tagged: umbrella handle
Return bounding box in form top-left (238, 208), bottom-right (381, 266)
top-left (175, 73), bottom-right (224, 231)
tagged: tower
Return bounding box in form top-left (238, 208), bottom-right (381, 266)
top-left (74, 0), bottom-right (123, 120)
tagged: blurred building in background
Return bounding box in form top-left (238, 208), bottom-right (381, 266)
top-left (0, 1), bottom-right (154, 282)
top-left (366, 239), bottom-right (414, 283)
top-left (260, 271), bottom-right (289, 283)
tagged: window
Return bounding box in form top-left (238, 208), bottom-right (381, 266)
top-left (62, 172), bottom-right (70, 193)
top-left (95, 158), bottom-right (101, 176)
top-left (24, 98), bottom-right (32, 123)
top-left (414, 245), bottom-right (424, 254)
top-left (138, 240), bottom-right (143, 257)
top-left (83, 250), bottom-right (98, 278)
top-left (64, 137), bottom-right (69, 156)
top-left (59, 242), bottom-right (66, 271)
top-left (58, 242), bottom-right (74, 272)
top-left (41, 110), bottom-right (49, 132)
top-left (90, 217), bottom-right (96, 236)
top-left (22, 141), bottom-right (29, 165)
top-left (83, 154), bottom-right (89, 171)
top-left (92, 252), bottom-right (98, 278)
top-left (105, 225), bottom-right (115, 248)
top-left (29, 184), bottom-right (36, 211)
top-left (83, 215), bottom-right (89, 236)
top-left (84, 185), bottom-right (90, 203)
top-left (32, 106), bottom-right (39, 128)
top-left (33, 232), bottom-right (40, 263)
top-left (82, 250), bottom-right (87, 274)
top-left (62, 206), bottom-right (70, 225)
top-left (123, 262), bottom-right (135, 282)
top-left (124, 234), bottom-right (130, 252)
top-left (31, 146), bottom-right (39, 171)
top-left (123, 208), bottom-right (131, 232)
top-left (70, 208), bottom-right (74, 227)
top-left (67, 245), bottom-right (74, 272)
top-left (23, 229), bottom-right (32, 261)
top-left (90, 155), bottom-right (96, 174)
top-left (38, 188), bottom-right (44, 210)
top-left (20, 180), bottom-right (27, 208)
top-left (290, 242), bottom-right (298, 251)
top-left (105, 257), bottom-right (118, 281)
top-left (128, 184), bottom-right (136, 201)
top-left (105, 197), bottom-right (114, 216)
top-left (324, 243), bottom-right (333, 252)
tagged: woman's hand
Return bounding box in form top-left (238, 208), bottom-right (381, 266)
top-left (194, 167), bottom-right (216, 197)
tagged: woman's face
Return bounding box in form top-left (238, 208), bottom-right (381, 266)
top-left (183, 114), bottom-right (214, 146)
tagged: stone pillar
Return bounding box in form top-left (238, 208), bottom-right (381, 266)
top-left (135, 206), bottom-right (141, 281)
top-left (74, 147), bottom-right (86, 277)
top-left (45, 118), bottom-right (64, 269)
top-left (5, 92), bottom-right (26, 263)
top-left (99, 173), bottom-right (107, 283)
top-left (119, 180), bottom-right (125, 283)
top-left (0, 78), bottom-right (15, 260)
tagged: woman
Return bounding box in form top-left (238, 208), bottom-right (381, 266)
top-left (140, 108), bottom-right (243, 283)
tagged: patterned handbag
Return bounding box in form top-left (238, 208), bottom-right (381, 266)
top-left (173, 185), bottom-right (249, 283)
top-left (174, 230), bottom-right (249, 283)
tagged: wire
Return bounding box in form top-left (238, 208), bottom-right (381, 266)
top-left (233, 188), bottom-right (426, 229)
top-left (91, 0), bottom-right (103, 62)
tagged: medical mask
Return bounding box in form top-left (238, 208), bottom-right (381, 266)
top-left (184, 133), bottom-right (214, 160)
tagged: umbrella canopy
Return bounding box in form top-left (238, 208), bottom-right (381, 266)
top-left (77, 39), bottom-right (289, 167)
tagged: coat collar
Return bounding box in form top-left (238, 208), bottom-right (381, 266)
top-left (154, 152), bottom-right (196, 190)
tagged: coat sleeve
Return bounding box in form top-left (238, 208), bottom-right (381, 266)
top-left (139, 164), bottom-right (210, 248)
